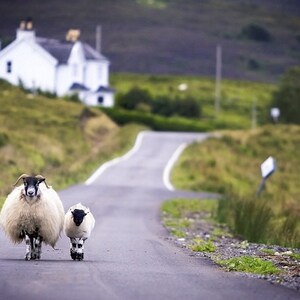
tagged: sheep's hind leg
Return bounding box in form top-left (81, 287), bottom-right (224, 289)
top-left (70, 238), bottom-right (77, 260)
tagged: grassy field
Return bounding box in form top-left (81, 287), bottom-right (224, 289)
top-left (0, 79), bottom-right (146, 205)
top-left (111, 73), bottom-right (275, 129)
top-left (171, 125), bottom-right (300, 247)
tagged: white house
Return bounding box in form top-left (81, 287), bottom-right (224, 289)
top-left (0, 20), bottom-right (114, 107)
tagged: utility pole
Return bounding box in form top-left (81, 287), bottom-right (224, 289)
top-left (215, 45), bottom-right (222, 118)
top-left (96, 25), bottom-right (101, 53)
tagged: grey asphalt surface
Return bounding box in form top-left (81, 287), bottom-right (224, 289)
top-left (0, 131), bottom-right (299, 300)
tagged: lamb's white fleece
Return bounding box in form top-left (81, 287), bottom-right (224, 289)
top-left (64, 203), bottom-right (95, 239)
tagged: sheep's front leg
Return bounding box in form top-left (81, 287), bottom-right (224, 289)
top-left (33, 236), bottom-right (42, 259)
top-left (24, 233), bottom-right (32, 261)
top-left (76, 238), bottom-right (86, 261)
top-left (70, 237), bottom-right (77, 260)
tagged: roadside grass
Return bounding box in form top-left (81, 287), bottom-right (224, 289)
top-left (161, 198), bottom-right (218, 249)
top-left (190, 238), bottom-right (216, 253)
top-left (0, 80), bottom-right (146, 207)
top-left (161, 198), bottom-right (283, 276)
top-left (218, 256), bottom-right (280, 275)
top-left (111, 73), bottom-right (274, 130)
top-left (171, 125), bottom-right (300, 248)
top-left (161, 198), bottom-right (217, 219)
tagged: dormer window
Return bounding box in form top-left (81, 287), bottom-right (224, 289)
top-left (6, 61), bottom-right (12, 73)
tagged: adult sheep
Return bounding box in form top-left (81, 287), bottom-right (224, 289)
top-left (64, 203), bottom-right (95, 261)
top-left (0, 174), bottom-right (65, 260)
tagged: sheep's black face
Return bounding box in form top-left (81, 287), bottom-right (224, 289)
top-left (71, 209), bottom-right (87, 226)
top-left (23, 177), bottom-right (44, 200)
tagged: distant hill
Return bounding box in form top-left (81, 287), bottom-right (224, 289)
top-left (0, 0), bottom-right (299, 82)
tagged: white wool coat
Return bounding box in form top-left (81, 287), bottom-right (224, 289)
top-left (0, 183), bottom-right (65, 247)
top-left (64, 203), bottom-right (95, 239)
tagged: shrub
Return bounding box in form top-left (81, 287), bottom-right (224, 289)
top-left (151, 95), bottom-right (175, 117)
top-left (101, 107), bottom-right (212, 132)
top-left (240, 24), bottom-right (271, 42)
top-left (116, 86), bottom-right (152, 110)
top-left (116, 87), bottom-right (201, 118)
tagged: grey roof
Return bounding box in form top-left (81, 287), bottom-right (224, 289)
top-left (69, 82), bottom-right (89, 91)
top-left (36, 37), bottom-right (109, 64)
top-left (96, 86), bottom-right (115, 93)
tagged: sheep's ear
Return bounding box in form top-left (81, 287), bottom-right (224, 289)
top-left (13, 174), bottom-right (29, 187)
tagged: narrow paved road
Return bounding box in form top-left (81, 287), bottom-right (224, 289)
top-left (0, 132), bottom-right (298, 300)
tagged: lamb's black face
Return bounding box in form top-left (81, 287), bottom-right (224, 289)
top-left (71, 209), bottom-right (87, 226)
top-left (23, 177), bottom-right (44, 199)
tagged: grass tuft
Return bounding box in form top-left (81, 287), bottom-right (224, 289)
top-left (190, 239), bottom-right (216, 253)
top-left (218, 256), bottom-right (280, 275)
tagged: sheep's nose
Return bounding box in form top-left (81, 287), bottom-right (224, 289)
top-left (27, 189), bottom-right (35, 197)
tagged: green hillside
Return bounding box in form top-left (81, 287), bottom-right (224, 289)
top-left (0, 0), bottom-right (299, 82)
top-left (0, 80), bottom-right (145, 199)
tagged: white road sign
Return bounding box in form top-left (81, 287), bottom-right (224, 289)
top-left (261, 156), bottom-right (276, 179)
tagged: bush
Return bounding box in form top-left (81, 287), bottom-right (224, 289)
top-left (240, 24), bottom-right (271, 42)
top-left (270, 66), bottom-right (300, 124)
top-left (100, 107), bottom-right (212, 132)
top-left (151, 95), bottom-right (175, 117)
top-left (116, 87), bottom-right (201, 118)
top-left (116, 86), bottom-right (152, 110)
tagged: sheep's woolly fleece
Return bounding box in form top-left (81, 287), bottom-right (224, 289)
top-left (0, 183), bottom-right (65, 247)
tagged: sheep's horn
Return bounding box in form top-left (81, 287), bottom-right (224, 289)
top-left (13, 174), bottom-right (30, 186)
top-left (35, 175), bottom-right (50, 188)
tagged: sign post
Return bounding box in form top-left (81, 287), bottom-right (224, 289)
top-left (257, 156), bottom-right (276, 196)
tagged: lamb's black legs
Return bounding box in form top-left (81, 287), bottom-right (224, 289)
top-left (70, 237), bottom-right (86, 261)
top-left (24, 231), bottom-right (42, 260)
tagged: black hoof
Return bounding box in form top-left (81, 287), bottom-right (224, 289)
top-left (77, 253), bottom-right (84, 261)
top-left (70, 250), bottom-right (77, 260)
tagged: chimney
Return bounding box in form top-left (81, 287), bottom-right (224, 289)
top-left (66, 29), bottom-right (80, 42)
top-left (16, 17), bottom-right (35, 40)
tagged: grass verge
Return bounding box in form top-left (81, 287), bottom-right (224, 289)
top-left (171, 125), bottom-right (300, 248)
top-left (218, 256), bottom-right (280, 275)
top-left (161, 198), bottom-right (288, 278)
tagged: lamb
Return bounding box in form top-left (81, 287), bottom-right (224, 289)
top-left (0, 174), bottom-right (65, 260)
top-left (64, 203), bottom-right (95, 261)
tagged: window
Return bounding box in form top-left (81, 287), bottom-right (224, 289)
top-left (98, 96), bottom-right (104, 104)
top-left (6, 61), bottom-right (12, 73)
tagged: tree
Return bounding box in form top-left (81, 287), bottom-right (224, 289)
top-left (270, 66), bottom-right (300, 124)
top-left (240, 23), bottom-right (271, 42)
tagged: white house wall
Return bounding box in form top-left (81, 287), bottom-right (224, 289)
top-left (84, 61), bottom-right (108, 90)
top-left (55, 65), bottom-right (73, 96)
top-left (0, 41), bottom-right (56, 92)
top-left (80, 91), bottom-right (113, 107)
